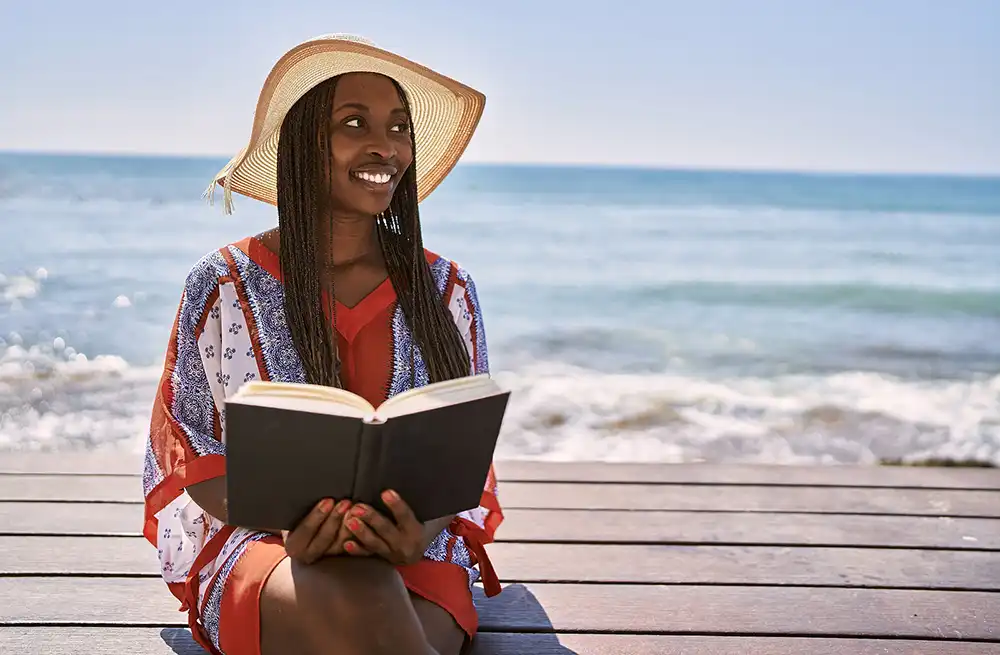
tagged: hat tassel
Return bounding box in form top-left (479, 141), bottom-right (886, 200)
top-left (222, 173), bottom-right (235, 215)
top-left (202, 167), bottom-right (237, 215)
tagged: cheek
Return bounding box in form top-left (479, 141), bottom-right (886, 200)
top-left (329, 135), bottom-right (360, 169)
top-left (398, 142), bottom-right (415, 171)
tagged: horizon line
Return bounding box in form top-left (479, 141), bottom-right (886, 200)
top-left (2, 147), bottom-right (999, 181)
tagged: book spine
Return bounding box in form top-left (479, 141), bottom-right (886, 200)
top-left (352, 421), bottom-right (383, 507)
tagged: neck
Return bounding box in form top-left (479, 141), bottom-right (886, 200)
top-left (319, 212), bottom-right (380, 266)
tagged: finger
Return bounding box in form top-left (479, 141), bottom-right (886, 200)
top-left (301, 500), bottom-right (350, 563)
top-left (343, 539), bottom-right (372, 556)
top-left (345, 515), bottom-right (392, 558)
top-left (283, 498), bottom-right (334, 557)
top-left (326, 515), bottom-right (355, 556)
top-left (381, 490), bottom-right (421, 533)
top-left (349, 504), bottom-right (402, 546)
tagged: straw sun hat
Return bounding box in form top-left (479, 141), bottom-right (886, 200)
top-left (205, 34), bottom-right (485, 213)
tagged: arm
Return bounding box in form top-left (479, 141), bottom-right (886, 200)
top-left (186, 476), bottom-right (229, 525)
top-left (142, 254), bottom-right (230, 582)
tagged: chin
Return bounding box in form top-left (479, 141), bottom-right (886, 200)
top-left (331, 181), bottom-right (396, 217)
top-left (354, 196), bottom-right (393, 216)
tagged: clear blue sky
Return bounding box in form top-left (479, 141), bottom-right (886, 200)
top-left (2, 0), bottom-right (997, 174)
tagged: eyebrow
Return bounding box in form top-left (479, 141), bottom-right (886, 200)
top-left (333, 102), bottom-right (369, 113)
top-left (333, 102), bottom-right (407, 115)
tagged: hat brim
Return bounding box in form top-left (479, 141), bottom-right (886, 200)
top-left (207, 37), bottom-right (485, 212)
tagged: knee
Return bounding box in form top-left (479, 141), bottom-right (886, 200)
top-left (300, 556), bottom-right (406, 616)
top-left (262, 556), bottom-right (431, 655)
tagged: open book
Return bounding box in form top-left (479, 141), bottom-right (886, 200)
top-left (224, 374), bottom-right (510, 531)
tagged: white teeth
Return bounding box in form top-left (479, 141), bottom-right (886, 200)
top-left (354, 171), bottom-right (391, 185)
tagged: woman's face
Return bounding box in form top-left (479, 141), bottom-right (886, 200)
top-left (327, 73), bottom-right (414, 216)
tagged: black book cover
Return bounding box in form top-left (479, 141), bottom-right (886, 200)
top-left (224, 391), bottom-right (509, 531)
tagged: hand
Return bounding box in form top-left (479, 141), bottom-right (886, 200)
top-left (343, 490), bottom-right (425, 566)
top-left (281, 498), bottom-right (351, 564)
top-left (325, 504), bottom-right (372, 558)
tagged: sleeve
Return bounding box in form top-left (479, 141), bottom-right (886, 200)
top-left (142, 252), bottom-right (228, 545)
top-left (449, 265), bottom-right (505, 596)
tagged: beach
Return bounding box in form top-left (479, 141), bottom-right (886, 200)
top-left (1, 152), bottom-right (998, 465)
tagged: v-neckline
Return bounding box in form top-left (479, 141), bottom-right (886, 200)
top-left (236, 236), bottom-right (397, 342)
top-left (329, 276), bottom-right (396, 342)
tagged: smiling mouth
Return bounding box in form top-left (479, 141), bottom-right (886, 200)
top-left (351, 170), bottom-right (395, 186)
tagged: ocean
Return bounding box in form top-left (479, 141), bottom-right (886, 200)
top-left (1, 152), bottom-right (998, 465)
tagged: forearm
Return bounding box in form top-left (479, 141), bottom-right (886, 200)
top-left (185, 475), bottom-right (228, 523)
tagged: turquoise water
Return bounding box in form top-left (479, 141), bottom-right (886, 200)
top-left (1, 152), bottom-right (998, 464)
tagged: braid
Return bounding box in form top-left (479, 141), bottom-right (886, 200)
top-left (277, 78), bottom-right (342, 387)
top-left (276, 75), bottom-right (470, 390)
top-left (379, 80), bottom-right (471, 384)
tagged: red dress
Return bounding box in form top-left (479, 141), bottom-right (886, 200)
top-left (142, 236), bottom-right (502, 654)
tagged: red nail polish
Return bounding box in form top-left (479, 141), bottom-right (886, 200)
top-left (382, 490), bottom-right (397, 503)
top-left (319, 498), bottom-right (334, 513)
top-left (350, 505), bottom-right (365, 517)
top-left (344, 541), bottom-right (355, 552)
top-left (335, 500), bottom-right (351, 515)
top-left (347, 518), bottom-right (360, 531)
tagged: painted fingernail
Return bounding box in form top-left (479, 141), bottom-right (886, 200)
top-left (350, 505), bottom-right (366, 517)
top-left (382, 490), bottom-right (398, 503)
top-left (319, 498), bottom-right (334, 513)
top-left (335, 500), bottom-right (351, 515)
top-left (344, 541), bottom-right (356, 552)
top-left (346, 518), bottom-right (361, 531)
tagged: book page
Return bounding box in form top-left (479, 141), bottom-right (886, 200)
top-left (231, 381), bottom-right (374, 417)
top-left (377, 374), bottom-right (503, 419)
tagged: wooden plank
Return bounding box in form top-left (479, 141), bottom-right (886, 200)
top-left (497, 461), bottom-right (1000, 490)
top-left (497, 510), bottom-right (1000, 550)
top-left (1, 628), bottom-right (996, 655)
top-left (0, 503), bottom-right (145, 536)
top-left (4, 474), bottom-right (999, 517)
top-left (3, 454), bottom-right (998, 489)
top-left (3, 536), bottom-right (999, 590)
top-left (5, 503), bottom-right (999, 550)
top-left (0, 453), bottom-right (143, 476)
top-left (496, 484), bottom-right (1000, 517)
top-left (1, 578), bottom-right (997, 640)
top-left (0, 475), bottom-right (142, 503)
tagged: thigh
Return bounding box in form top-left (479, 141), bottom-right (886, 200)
top-left (410, 592), bottom-right (466, 655)
top-left (259, 555), bottom-right (434, 655)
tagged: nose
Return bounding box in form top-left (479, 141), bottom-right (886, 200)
top-left (366, 131), bottom-right (396, 161)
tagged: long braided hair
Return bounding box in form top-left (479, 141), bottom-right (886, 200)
top-left (276, 75), bottom-right (471, 389)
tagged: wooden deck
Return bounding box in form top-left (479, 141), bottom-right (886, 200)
top-left (0, 453), bottom-right (998, 654)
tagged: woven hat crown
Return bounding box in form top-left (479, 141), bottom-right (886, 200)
top-left (206, 34), bottom-right (485, 213)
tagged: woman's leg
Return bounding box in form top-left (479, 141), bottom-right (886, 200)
top-left (410, 592), bottom-right (466, 655)
top-left (260, 555), bottom-right (450, 655)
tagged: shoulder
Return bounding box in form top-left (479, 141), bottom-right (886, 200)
top-left (183, 234), bottom-right (264, 289)
top-left (183, 247), bottom-right (231, 291)
top-left (423, 249), bottom-right (479, 293)
top-left (176, 247), bottom-right (232, 330)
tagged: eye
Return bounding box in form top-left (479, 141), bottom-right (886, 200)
top-left (390, 122), bottom-right (410, 133)
top-left (344, 117), bottom-right (363, 128)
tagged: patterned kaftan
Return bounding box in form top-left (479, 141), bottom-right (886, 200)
top-left (141, 237), bottom-right (502, 652)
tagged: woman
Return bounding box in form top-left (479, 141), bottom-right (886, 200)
top-left (142, 35), bottom-right (502, 655)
